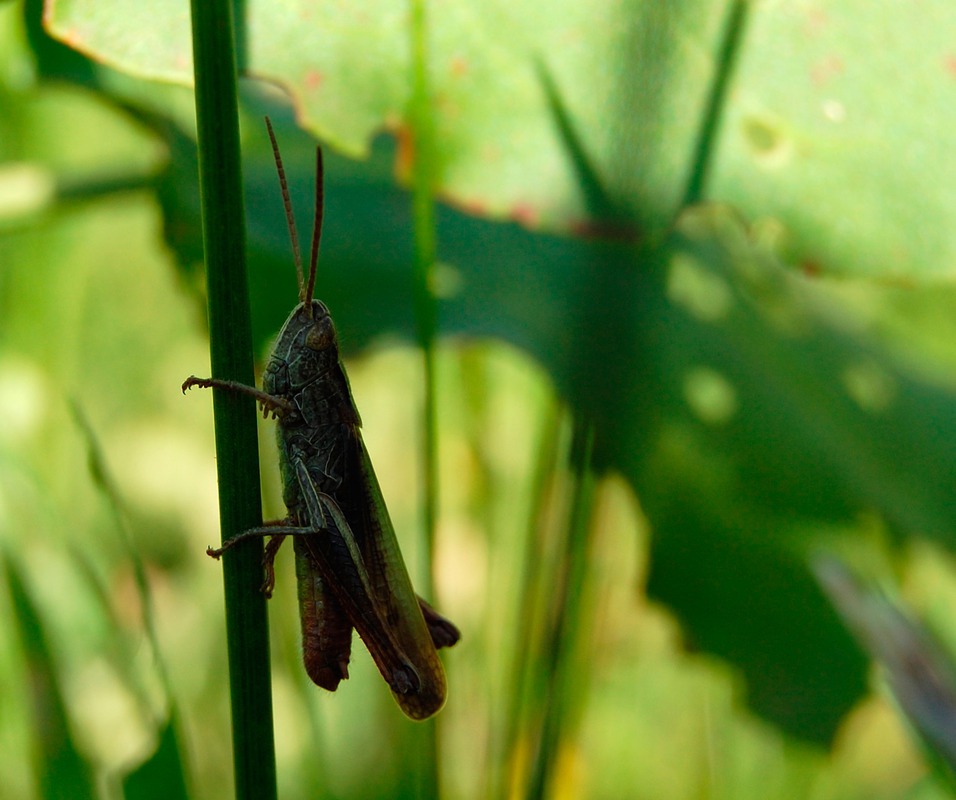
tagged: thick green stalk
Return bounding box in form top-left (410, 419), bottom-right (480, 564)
top-left (189, 2), bottom-right (277, 798)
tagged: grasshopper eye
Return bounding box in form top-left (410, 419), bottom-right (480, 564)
top-left (305, 324), bottom-right (332, 351)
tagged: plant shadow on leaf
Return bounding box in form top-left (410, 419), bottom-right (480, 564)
top-left (14, 0), bottom-right (956, 783)
top-left (155, 109), bottom-right (956, 745)
top-left (26, 0), bottom-right (941, 753)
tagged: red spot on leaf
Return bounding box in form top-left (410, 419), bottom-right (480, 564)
top-left (801, 260), bottom-right (822, 278)
top-left (510, 203), bottom-right (539, 227)
top-left (59, 27), bottom-right (82, 47)
top-left (459, 199), bottom-right (488, 217)
top-left (394, 124), bottom-right (414, 179)
top-left (805, 9), bottom-right (828, 36)
top-left (450, 56), bottom-right (468, 77)
top-left (304, 70), bottom-right (324, 91)
top-left (811, 55), bottom-right (843, 87)
top-left (944, 54), bottom-right (956, 77)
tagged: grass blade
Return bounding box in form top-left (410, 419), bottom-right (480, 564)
top-left (2, 550), bottom-right (96, 800)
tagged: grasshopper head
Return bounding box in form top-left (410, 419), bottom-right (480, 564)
top-left (264, 120), bottom-right (358, 422)
top-left (264, 297), bottom-right (359, 427)
top-left (265, 298), bottom-right (339, 392)
top-left (301, 299), bottom-right (336, 353)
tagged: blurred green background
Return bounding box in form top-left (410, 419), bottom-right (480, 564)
top-left (5, 0), bottom-right (956, 797)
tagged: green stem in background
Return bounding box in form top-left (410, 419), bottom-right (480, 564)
top-left (70, 402), bottom-right (190, 797)
top-left (526, 417), bottom-right (597, 800)
top-left (71, 403), bottom-right (167, 690)
top-left (409, 0), bottom-right (441, 794)
top-left (409, 0), bottom-right (439, 601)
top-left (492, 405), bottom-right (564, 800)
top-left (681, 0), bottom-right (750, 207)
top-left (2, 550), bottom-right (97, 800)
top-left (189, 2), bottom-right (277, 798)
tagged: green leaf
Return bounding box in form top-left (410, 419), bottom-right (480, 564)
top-left (42, 0), bottom-right (956, 748)
top-left (44, 0), bottom-right (192, 85)
top-left (49, 1), bottom-right (956, 282)
top-left (48, 0), bottom-right (730, 234)
top-left (710, 2), bottom-right (956, 280)
top-left (576, 207), bottom-right (956, 740)
top-left (2, 550), bottom-right (96, 800)
top-left (152, 116), bottom-right (956, 741)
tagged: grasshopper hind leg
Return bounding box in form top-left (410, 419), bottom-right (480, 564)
top-left (206, 521), bottom-right (307, 596)
top-left (294, 537), bottom-right (353, 691)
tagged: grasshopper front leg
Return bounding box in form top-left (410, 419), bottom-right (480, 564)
top-left (182, 375), bottom-right (294, 418)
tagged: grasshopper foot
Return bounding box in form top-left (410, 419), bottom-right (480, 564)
top-left (182, 375), bottom-right (211, 393)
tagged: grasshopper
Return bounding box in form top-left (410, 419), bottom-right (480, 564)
top-left (184, 119), bottom-right (458, 720)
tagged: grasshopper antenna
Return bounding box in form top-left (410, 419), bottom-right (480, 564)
top-left (304, 146), bottom-right (324, 314)
top-left (265, 116), bottom-right (305, 299)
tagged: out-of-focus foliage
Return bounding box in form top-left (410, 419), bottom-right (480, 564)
top-left (3, 0), bottom-right (956, 798)
top-left (817, 558), bottom-right (956, 790)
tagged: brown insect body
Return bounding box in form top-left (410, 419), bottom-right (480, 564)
top-left (186, 120), bottom-right (458, 721)
top-left (266, 299), bottom-right (445, 711)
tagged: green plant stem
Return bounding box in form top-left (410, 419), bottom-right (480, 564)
top-left (409, 0), bottom-right (441, 795)
top-left (493, 404), bottom-right (563, 800)
top-left (189, 2), bottom-right (277, 798)
top-left (527, 417), bottom-right (596, 800)
top-left (409, 0), bottom-right (439, 602)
